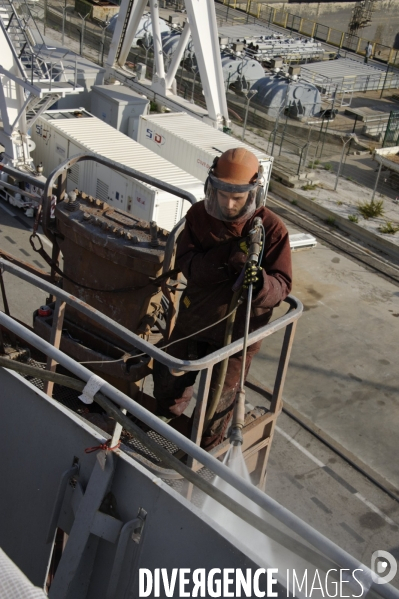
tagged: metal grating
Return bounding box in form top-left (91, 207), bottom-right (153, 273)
top-left (67, 163), bottom-right (79, 186)
top-left (383, 111), bottom-right (399, 147)
top-left (96, 179), bottom-right (109, 203)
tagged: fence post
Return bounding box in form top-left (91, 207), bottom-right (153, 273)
top-left (388, 48), bottom-right (395, 64)
top-left (311, 21), bottom-right (316, 38)
top-left (371, 161), bottom-right (383, 201)
top-left (356, 38), bottom-right (362, 54)
top-left (340, 32), bottom-right (345, 49)
top-left (380, 65), bottom-right (390, 98)
top-left (326, 28), bottom-right (331, 43)
top-left (43, 0), bottom-right (47, 35)
top-left (299, 17), bottom-right (303, 33)
top-left (257, 3), bottom-right (261, 18)
top-left (284, 11), bottom-right (288, 28)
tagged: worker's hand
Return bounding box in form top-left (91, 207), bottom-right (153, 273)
top-left (243, 263), bottom-right (263, 293)
top-left (228, 238), bottom-right (249, 277)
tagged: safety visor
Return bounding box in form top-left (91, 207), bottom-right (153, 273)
top-left (208, 172), bottom-right (258, 193)
top-left (204, 174), bottom-right (258, 223)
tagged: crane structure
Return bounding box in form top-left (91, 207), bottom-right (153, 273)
top-left (0, 0), bottom-right (82, 168)
top-left (106, 0), bottom-right (230, 129)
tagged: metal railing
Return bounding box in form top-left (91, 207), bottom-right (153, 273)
top-left (2, 264), bottom-right (399, 599)
top-left (0, 255), bottom-right (301, 485)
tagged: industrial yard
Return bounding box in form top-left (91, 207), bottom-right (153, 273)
top-left (0, 0), bottom-right (399, 595)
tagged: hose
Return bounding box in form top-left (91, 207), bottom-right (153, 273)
top-left (203, 217), bottom-right (263, 441)
top-left (203, 289), bottom-right (242, 431)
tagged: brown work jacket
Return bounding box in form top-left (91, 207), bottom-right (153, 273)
top-left (172, 201), bottom-right (292, 347)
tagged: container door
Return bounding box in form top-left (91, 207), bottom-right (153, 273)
top-left (109, 170), bottom-right (128, 211)
top-left (127, 178), bottom-right (155, 222)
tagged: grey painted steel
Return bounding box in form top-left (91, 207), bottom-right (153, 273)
top-left (251, 74), bottom-right (321, 117)
top-left (0, 368), bottom-right (273, 598)
top-left (48, 454), bottom-right (116, 599)
top-left (0, 356), bottom-right (334, 575)
top-left (46, 464), bottom-right (79, 543)
top-left (1, 315), bottom-right (399, 599)
top-left (105, 514), bottom-right (145, 599)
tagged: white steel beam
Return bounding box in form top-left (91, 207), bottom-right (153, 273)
top-left (106, 0), bottom-right (229, 128)
top-left (117, 0), bottom-right (148, 68)
top-left (183, 0), bottom-right (229, 126)
top-left (149, 0), bottom-right (165, 81)
top-left (164, 22), bottom-right (191, 91)
top-left (105, 0), bottom-right (132, 70)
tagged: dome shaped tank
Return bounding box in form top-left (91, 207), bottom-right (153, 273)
top-left (162, 30), bottom-right (182, 57)
top-left (107, 12), bottom-right (170, 46)
top-left (251, 72), bottom-right (321, 118)
top-left (221, 54), bottom-right (264, 87)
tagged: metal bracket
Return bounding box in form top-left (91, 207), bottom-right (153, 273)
top-left (106, 507), bottom-right (147, 599)
top-left (49, 453), bottom-right (117, 599)
top-left (46, 462), bottom-right (79, 543)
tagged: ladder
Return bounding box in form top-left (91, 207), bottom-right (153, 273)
top-left (0, 0), bottom-right (83, 164)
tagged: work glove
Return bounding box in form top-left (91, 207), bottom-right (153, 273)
top-left (228, 237), bottom-right (263, 278)
top-left (227, 238), bottom-right (248, 277)
top-left (243, 263), bottom-right (263, 294)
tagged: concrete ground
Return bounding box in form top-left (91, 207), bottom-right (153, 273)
top-left (265, 408), bottom-right (399, 586)
top-left (287, 160), bottom-right (399, 245)
top-left (251, 220), bottom-right (399, 494)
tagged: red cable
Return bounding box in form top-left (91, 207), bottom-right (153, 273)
top-left (85, 439), bottom-right (121, 454)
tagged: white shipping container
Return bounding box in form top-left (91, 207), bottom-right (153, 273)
top-left (137, 112), bottom-right (273, 196)
top-left (31, 110), bottom-right (205, 231)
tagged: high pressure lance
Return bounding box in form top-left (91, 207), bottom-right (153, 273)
top-left (230, 216), bottom-right (263, 446)
top-left (203, 216), bottom-right (264, 438)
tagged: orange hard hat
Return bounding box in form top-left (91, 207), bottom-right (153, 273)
top-left (214, 148), bottom-right (259, 186)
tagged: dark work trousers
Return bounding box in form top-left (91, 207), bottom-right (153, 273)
top-left (153, 337), bottom-right (262, 451)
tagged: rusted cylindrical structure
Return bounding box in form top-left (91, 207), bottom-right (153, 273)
top-left (54, 192), bottom-right (167, 342)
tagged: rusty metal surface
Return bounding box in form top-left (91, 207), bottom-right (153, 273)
top-left (55, 193), bottom-right (167, 339)
top-left (34, 313), bottom-right (151, 386)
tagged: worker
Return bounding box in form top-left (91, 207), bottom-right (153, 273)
top-left (153, 148), bottom-right (292, 451)
top-left (365, 42), bottom-right (373, 64)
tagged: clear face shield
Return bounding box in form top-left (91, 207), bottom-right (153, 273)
top-left (204, 173), bottom-right (258, 223)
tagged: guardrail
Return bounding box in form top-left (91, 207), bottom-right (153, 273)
top-left (2, 262), bottom-right (399, 599)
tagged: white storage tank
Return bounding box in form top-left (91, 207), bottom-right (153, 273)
top-left (31, 110), bottom-right (204, 232)
top-left (90, 84), bottom-right (150, 140)
top-left (137, 112), bottom-right (273, 196)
